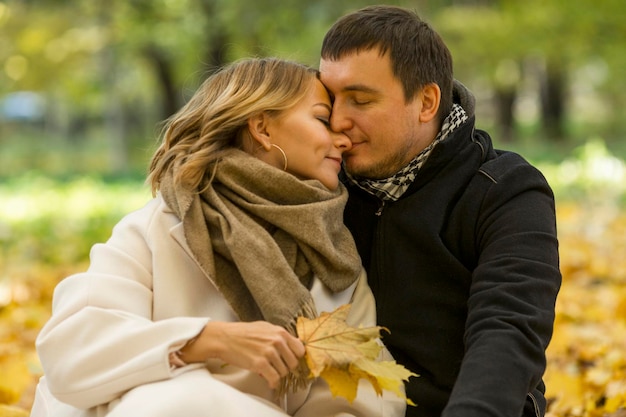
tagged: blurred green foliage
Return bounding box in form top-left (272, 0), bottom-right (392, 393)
top-left (1, 0), bottom-right (625, 168)
top-left (0, 174), bottom-right (150, 267)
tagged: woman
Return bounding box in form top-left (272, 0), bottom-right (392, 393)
top-left (31, 58), bottom-right (405, 417)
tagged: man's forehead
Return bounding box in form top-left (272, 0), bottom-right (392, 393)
top-left (320, 51), bottom-right (392, 87)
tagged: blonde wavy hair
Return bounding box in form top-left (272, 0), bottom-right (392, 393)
top-left (147, 57), bottom-right (318, 194)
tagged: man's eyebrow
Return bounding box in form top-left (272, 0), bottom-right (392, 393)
top-left (342, 84), bottom-right (378, 94)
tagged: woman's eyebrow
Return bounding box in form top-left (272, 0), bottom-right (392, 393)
top-left (314, 103), bottom-right (332, 112)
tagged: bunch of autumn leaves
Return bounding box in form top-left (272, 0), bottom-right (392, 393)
top-left (295, 304), bottom-right (416, 405)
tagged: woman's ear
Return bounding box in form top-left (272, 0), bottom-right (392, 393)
top-left (247, 113), bottom-right (272, 151)
top-left (418, 83), bottom-right (441, 123)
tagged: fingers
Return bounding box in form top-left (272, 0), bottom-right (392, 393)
top-left (201, 321), bottom-right (306, 390)
top-left (274, 333), bottom-right (303, 371)
top-left (287, 333), bottom-right (306, 358)
top-left (255, 357), bottom-right (283, 389)
top-left (247, 324), bottom-right (305, 389)
top-left (261, 330), bottom-right (303, 380)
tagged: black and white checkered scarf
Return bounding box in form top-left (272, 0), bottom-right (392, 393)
top-left (345, 103), bottom-right (468, 201)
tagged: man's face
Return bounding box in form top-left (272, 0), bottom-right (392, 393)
top-left (320, 49), bottom-right (431, 179)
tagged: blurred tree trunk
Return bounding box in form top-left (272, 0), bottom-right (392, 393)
top-left (540, 58), bottom-right (567, 141)
top-left (494, 87), bottom-right (516, 142)
top-left (205, 30), bottom-right (228, 73)
top-left (105, 88), bottom-right (128, 172)
top-left (197, 0), bottom-right (229, 73)
top-left (143, 45), bottom-right (179, 120)
top-left (142, 0), bottom-right (230, 122)
top-left (100, 3), bottom-right (129, 172)
top-left (493, 59), bottom-right (521, 142)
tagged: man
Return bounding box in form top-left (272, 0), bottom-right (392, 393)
top-left (319, 5), bottom-right (561, 417)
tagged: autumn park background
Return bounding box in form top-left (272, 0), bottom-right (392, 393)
top-left (1, 0), bottom-right (625, 415)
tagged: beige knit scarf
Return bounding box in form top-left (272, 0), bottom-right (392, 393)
top-left (160, 149), bottom-right (362, 336)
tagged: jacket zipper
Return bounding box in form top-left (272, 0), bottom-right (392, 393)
top-left (527, 392), bottom-right (540, 417)
top-left (372, 199), bottom-right (385, 302)
top-left (375, 200), bottom-right (386, 216)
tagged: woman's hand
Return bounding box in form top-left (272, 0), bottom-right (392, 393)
top-left (179, 321), bottom-right (305, 389)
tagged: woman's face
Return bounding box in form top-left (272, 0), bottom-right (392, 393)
top-left (266, 79), bottom-right (351, 190)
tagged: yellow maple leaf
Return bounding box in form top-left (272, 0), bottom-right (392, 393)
top-left (319, 366), bottom-right (360, 403)
top-left (296, 304), bottom-right (417, 405)
top-left (351, 358), bottom-right (416, 405)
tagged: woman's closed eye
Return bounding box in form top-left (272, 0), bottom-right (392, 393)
top-left (317, 117), bottom-right (331, 127)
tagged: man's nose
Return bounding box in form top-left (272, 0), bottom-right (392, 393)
top-left (330, 105), bottom-right (352, 133)
top-left (333, 131), bottom-right (352, 151)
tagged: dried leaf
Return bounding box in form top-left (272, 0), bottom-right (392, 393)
top-left (351, 358), bottom-right (417, 405)
top-left (0, 405), bottom-right (29, 417)
top-left (0, 353), bottom-right (31, 405)
top-left (296, 304), bottom-right (417, 404)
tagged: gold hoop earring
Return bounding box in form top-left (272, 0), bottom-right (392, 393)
top-left (271, 144), bottom-right (288, 171)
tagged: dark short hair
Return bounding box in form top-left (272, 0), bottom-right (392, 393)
top-left (321, 5), bottom-right (453, 122)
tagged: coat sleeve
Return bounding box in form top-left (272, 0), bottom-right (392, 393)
top-left (443, 156), bottom-right (561, 417)
top-left (293, 269), bottom-right (407, 417)
top-left (35, 199), bottom-right (208, 409)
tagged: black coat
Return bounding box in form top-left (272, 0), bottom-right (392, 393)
top-left (341, 111), bottom-right (561, 417)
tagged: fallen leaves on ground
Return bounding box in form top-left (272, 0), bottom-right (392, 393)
top-left (3, 193), bottom-right (626, 415)
top-left (296, 304), bottom-right (417, 404)
top-left (0, 404), bottom-right (29, 417)
top-left (0, 264), bottom-right (72, 413)
top-left (544, 201), bottom-right (626, 417)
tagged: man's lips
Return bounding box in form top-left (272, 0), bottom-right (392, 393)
top-left (327, 156), bottom-right (343, 170)
top-left (348, 141), bottom-right (363, 150)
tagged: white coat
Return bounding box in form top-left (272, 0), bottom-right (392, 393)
top-left (31, 196), bottom-right (406, 417)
